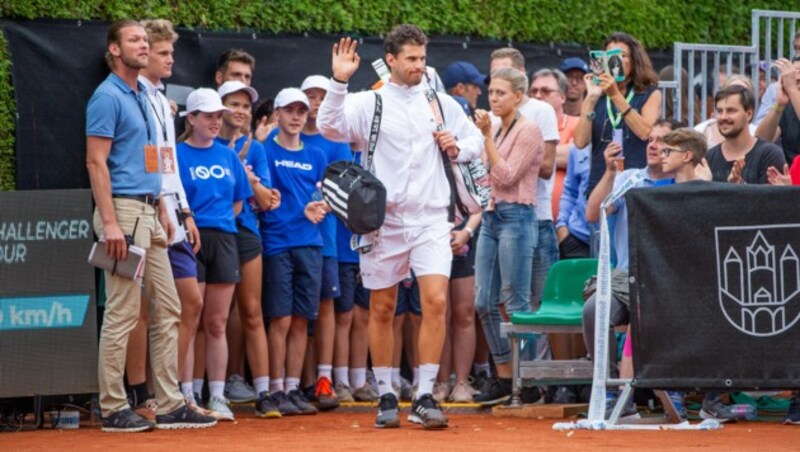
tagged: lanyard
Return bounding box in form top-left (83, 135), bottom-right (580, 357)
top-left (136, 91), bottom-right (154, 144)
top-left (493, 111), bottom-right (521, 145)
top-left (606, 89), bottom-right (635, 129)
top-left (147, 91), bottom-right (168, 143)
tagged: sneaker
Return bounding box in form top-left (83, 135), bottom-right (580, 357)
top-left (193, 392), bottom-right (204, 409)
top-left (472, 377), bottom-right (511, 406)
top-left (255, 391), bottom-right (282, 419)
top-left (206, 396), bottom-right (235, 422)
top-left (473, 371), bottom-right (493, 395)
top-left (552, 386), bottom-right (577, 404)
top-left (184, 394), bottom-right (220, 419)
top-left (224, 375), bottom-right (257, 404)
top-left (334, 382), bottom-right (355, 403)
top-left (448, 381), bottom-right (475, 403)
top-left (408, 393), bottom-right (448, 429)
top-left (605, 392), bottom-right (638, 419)
top-left (505, 386), bottom-right (541, 406)
top-left (700, 395), bottom-right (737, 423)
top-left (400, 377), bottom-right (415, 401)
top-left (666, 391), bottom-right (687, 420)
top-left (352, 383), bottom-right (379, 402)
top-left (288, 389), bottom-right (318, 415)
top-left (366, 370), bottom-right (379, 396)
top-left (374, 393), bottom-right (400, 428)
top-left (784, 394), bottom-right (800, 425)
top-left (133, 397), bottom-right (157, 422)
top-left (315, 376), bottom-right (341, 410)
top-left (272, 391), bottom-right (300, 416)
top-left (155, 404), bottom-right (217, 429)
top-left (101, 408), bottom-right (155, 433)
top-left (432, 382), bottom-right (449, 403)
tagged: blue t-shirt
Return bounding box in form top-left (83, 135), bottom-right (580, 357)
top-left (214, 135), bottom-right (271, 235)
top-left (335, 150), bottom-right (363, 264)
top-left (301, 132), bottom-right (352, 258)
top-left (261, 136), bottom-right (328, 256)
top-left (86, 73), bottom-right (161, 196)
top-left (177, 141), bottom-right (253, 234)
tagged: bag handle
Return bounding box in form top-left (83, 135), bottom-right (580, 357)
top-left (424, 88), bottom-right (463, 222)
top-left (365, 93), bottom-right (382, 172)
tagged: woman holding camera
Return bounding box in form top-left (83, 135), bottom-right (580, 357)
top-left (472, 68), bottom-right (544, 405)
top-left (574, 32), bottom-right (661, 195)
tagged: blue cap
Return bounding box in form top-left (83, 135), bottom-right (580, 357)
top-left (559, 57), bottom-right (590, 74)
top-left (441, 61), bottom-right (487, 91)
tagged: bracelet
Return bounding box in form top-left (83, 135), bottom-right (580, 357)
top-left (773, 104), bottom-right (786, 113)
top-left (331, 76), bottom-right (348, 84)
top-left (464, 226), bottom-right (475, 238)
top-left (621, 106), bottom-right (633, 117)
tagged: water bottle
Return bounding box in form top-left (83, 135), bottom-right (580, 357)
top-left (730, 404), bottom-right (757, 421)
top-left (312, 181), bottom-right (324, 202)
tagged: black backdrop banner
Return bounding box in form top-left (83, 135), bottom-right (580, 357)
top-left (0, 189), bottom-right (98, 397)
top-left (629, 181), bottom-right (800, 390)
top-left (1, 18), bottom-right (673, 191)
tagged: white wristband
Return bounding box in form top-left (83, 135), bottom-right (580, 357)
top-left (464, 226), bottom-right (475, 238)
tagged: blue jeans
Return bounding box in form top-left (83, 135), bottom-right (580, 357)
top-left (474, 203), bottom-right (537, 364)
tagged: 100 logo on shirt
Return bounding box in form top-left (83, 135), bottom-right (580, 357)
top-left (189, 165), bottom-right (231, 180)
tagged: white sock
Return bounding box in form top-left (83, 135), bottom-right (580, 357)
top-left (208, 381), bottom-right (225, 399)
top-left (474, 362), bottom-right (491, 376)
top-left (253, 376), bottom-right (270, 395)
top-left (416, 364), bottom-right (439, 399)
top-left (351, 368), bottom-right (367, 389)
top-left (373, 367), bottom-right (395, 396)
top-left (285, 377), bottom-right (301, 392)
top-left (192, 378), bottom-right (204, 395)
top-left (412, 367), bottom-right (420, 386)
top-left (334, 367), bottom-right (350, 387)
top-left (317, 364), bottom-right (333, 381)
top-left (270, 378), bottom-right (284, 393)
top-left (391, 368), bottom-right (402, 386)
top-left (181, 382), bottom-right (194, 399)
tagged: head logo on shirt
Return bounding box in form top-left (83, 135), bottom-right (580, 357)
top-left (190, 165), bottom-right (231, 180)
top-left (275, 160), bottom-right (313, 171)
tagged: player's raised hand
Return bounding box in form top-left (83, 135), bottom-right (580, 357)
top-left (332, 37), bottom-right (361, 83)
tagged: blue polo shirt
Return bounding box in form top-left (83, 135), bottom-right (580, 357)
top-left (177, 141), bottom-right (253, 234)
top-left (610, 168), bottom-right (674, 271)
top-left (86, 73), bottom-right (160, 196)
top-left (260, 136), bottom-right (327, 256)
top-left (214, 135), bottom-right (271, 236)
top-left (301, 132), bottom-right (352, 258)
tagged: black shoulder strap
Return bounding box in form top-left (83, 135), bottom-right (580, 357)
top-left (366, 93), bottom-right (382, 172)
top-left (425, 89), bottom-right (464, 222)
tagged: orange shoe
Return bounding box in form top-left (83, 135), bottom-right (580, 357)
top-left (314, 376), bottom-right (340, 410)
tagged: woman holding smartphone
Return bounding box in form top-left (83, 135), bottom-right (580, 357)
top-left (177, 88), bottom-right (253, 421)
top-left (472, 68), bottom-right (544, 406)
top-left (574, 32), bottom-right (661, 195)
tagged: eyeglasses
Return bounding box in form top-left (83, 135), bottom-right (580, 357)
top-left (529, 87), bottom-right (558, 97)
top-left (661, 147), bottom-right (688, 157)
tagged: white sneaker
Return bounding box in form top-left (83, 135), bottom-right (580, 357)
top-left (206, 396), bottom-right (235, 421)
top-left (432, 382), bottom-right (449, 403)
top-left (449, 381), bottom-right (475, 403)
top-left (184, 394), bottom-right (221, 420)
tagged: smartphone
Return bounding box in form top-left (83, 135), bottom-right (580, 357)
top-left (612, 129), bottom-right (624, 171)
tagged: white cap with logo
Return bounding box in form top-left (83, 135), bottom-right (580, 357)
top-left (217, 81), bottom-right (259, 103)
top-left (274, 88), bottom-right (309, 108)
top-left (184, 88), bottom-right (229, 115)
top-left (300, 75), bottom-right (329, 92)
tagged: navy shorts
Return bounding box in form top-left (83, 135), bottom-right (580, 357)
top-left (263, 246), bottom-right (322, 320)
top-left (396, 275), bottom-right (421, 316)
top-left (335, 262), bottom-right (370, 312)
top-left (196, 229), bottom-right (239, 284)
top-left (320, 256), bottom-right (342, 299)
top-left (168, 240), bottom-right (197, 279)
top-left (236, 225), bottom-right (263, 264)
top-left (451, 229), bottom-right (478, 279)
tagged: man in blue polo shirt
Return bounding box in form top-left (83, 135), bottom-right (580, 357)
top-left (86, 20), bottom-right (216, 433)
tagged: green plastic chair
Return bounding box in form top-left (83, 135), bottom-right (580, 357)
top-left (512, 258), bottom-right (598, 326)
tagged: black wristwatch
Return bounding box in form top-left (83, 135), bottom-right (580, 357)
top-left (585, 111), bottom-right (596, 121)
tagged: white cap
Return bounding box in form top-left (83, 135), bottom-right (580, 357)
top-left (274, 88), bottom-right (309, 108)
top-left (184, 88), bottom-right (229, 115)
top-left (217, 81), bottom-right (259, 103)
top-left (300, 75), bottom-right (329, 92)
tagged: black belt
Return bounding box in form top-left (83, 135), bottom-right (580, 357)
top-left (112, 194), bottom-right (160, 207)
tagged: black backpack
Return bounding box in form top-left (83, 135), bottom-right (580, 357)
top-left (321, 93), bottom-right (387, 235)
